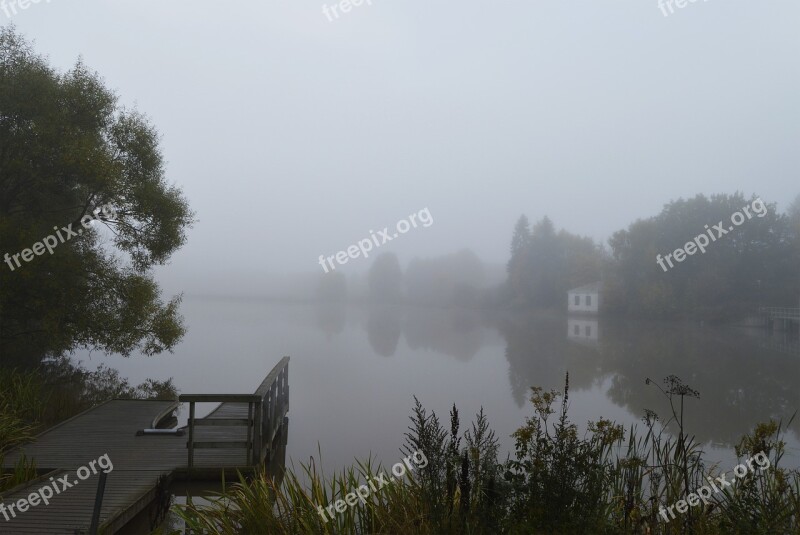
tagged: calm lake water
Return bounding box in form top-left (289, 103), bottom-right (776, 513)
top-left (73, 296), bottom-right (800, 474)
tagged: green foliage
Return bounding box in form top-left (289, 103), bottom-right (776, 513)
top-left (505, 374), bottom-right (625, 533)
top-left (173, 456), bottom-right (432, 535)
top-left (34, 357), bottom-right (178, 423)
top-left (0, 369), bottom-right (43, 492)
top-left (715, 416), bottom-right (800, 534)
top-left (78, 364), bottom-right (178, 405)
top-left (606, 193), bottom-right (799, 319)
top-left (0, 27), bottom-right (194, 363)
top-left (395, 399), bottom-right (503, 532)
top-left (503, 193), bottom-right (800, 318)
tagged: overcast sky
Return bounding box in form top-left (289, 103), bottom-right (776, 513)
top-left (7, 0), bottom-right (800, 279)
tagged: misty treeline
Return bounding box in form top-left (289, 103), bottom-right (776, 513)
top-left (317, 249), bottom-right (490, 307)
top-left (505, 192), bottom-right (800, 319)
top-left (320, 192), bottom-right (800, 320)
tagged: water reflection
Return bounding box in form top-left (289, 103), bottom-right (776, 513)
top-left (315, 303), bottom-right (347, 338)
top-left (404, 307), bottom-right (484, 361)
top-left (499, 312), bottom-right (800, 447)
top-left (314, 305), bottom-right (800, 450)
top-left (499, 312), bottom-right (596, 407)
top-left (362, 306), bottom-right (487, 360)
top-left (567, 318), bottom-right (600, 347)
top-left (366, 306), bottom-right (403, 357)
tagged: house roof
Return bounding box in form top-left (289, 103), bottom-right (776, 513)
top-left (568, 281), bottom-right (602, 294)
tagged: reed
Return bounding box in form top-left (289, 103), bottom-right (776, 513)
top-left (0, 368), bottom-right (43, 492)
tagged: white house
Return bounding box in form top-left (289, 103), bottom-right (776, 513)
top-left (567, 282), bottom-right (601, 314)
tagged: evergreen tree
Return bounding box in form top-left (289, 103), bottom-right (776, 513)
top-left (508, 215), bottom-right (531, 269)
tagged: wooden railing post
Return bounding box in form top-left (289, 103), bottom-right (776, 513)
top-left (284, 366), bottom-right (289, 410)
top-left (246, 402), bottom-right (253, 464)
top-left (264, 388), bottom-right (272, 462)
top-left (253, 399), bottom-right (263, 465)
top-left (88, 471), bottom-right (108, 535)
top-left (188, 401), bottom-right (196, 469)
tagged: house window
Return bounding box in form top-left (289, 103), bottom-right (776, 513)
top-left (585, 295), bottom-right (592, 306)
top-left (573, 324), bottom-right (579, 335)
top-left (585, 325), bottom-right (591, 337)
top-left (574, 295), bottom-right (580, 306)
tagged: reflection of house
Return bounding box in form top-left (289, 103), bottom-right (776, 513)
top-left (567, 282), bottom-right (601, 314)
top-left (567, 318), bottom-right (600, 347)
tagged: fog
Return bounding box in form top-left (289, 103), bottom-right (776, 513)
top-left (4, 5), bottom-right (800, 532)
top-left (8, 0), bottom-right (800, 291)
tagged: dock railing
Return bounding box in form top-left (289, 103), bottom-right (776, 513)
top-left (254, 356), bottom-right (290, 464)
top-left (179, 356), bottom-right (290, 468)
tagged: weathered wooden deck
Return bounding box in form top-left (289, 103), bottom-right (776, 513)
top-left (0, 357), bottom-right (289, 534)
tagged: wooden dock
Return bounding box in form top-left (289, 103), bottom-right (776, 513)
top-left (0, 357), bottom-right (289, 534)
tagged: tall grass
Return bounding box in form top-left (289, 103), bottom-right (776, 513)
top-left (0, 368), bottom-right (43, 492)
top-left (174, 456), bottom-right (433, 534)
top-left (169, 374), bottom-right (800, 534)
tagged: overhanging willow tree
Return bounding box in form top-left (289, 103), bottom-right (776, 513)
top-left (0, 27), bottom-right (194, 364)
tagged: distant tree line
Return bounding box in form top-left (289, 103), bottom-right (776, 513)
top-left (504, 192), bottom-right (800, 320)
top-left (316, 249), bottom-right (488, 308)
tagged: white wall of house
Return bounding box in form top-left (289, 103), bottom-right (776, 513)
top-left (567, 291), bottom-right (599, 313)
